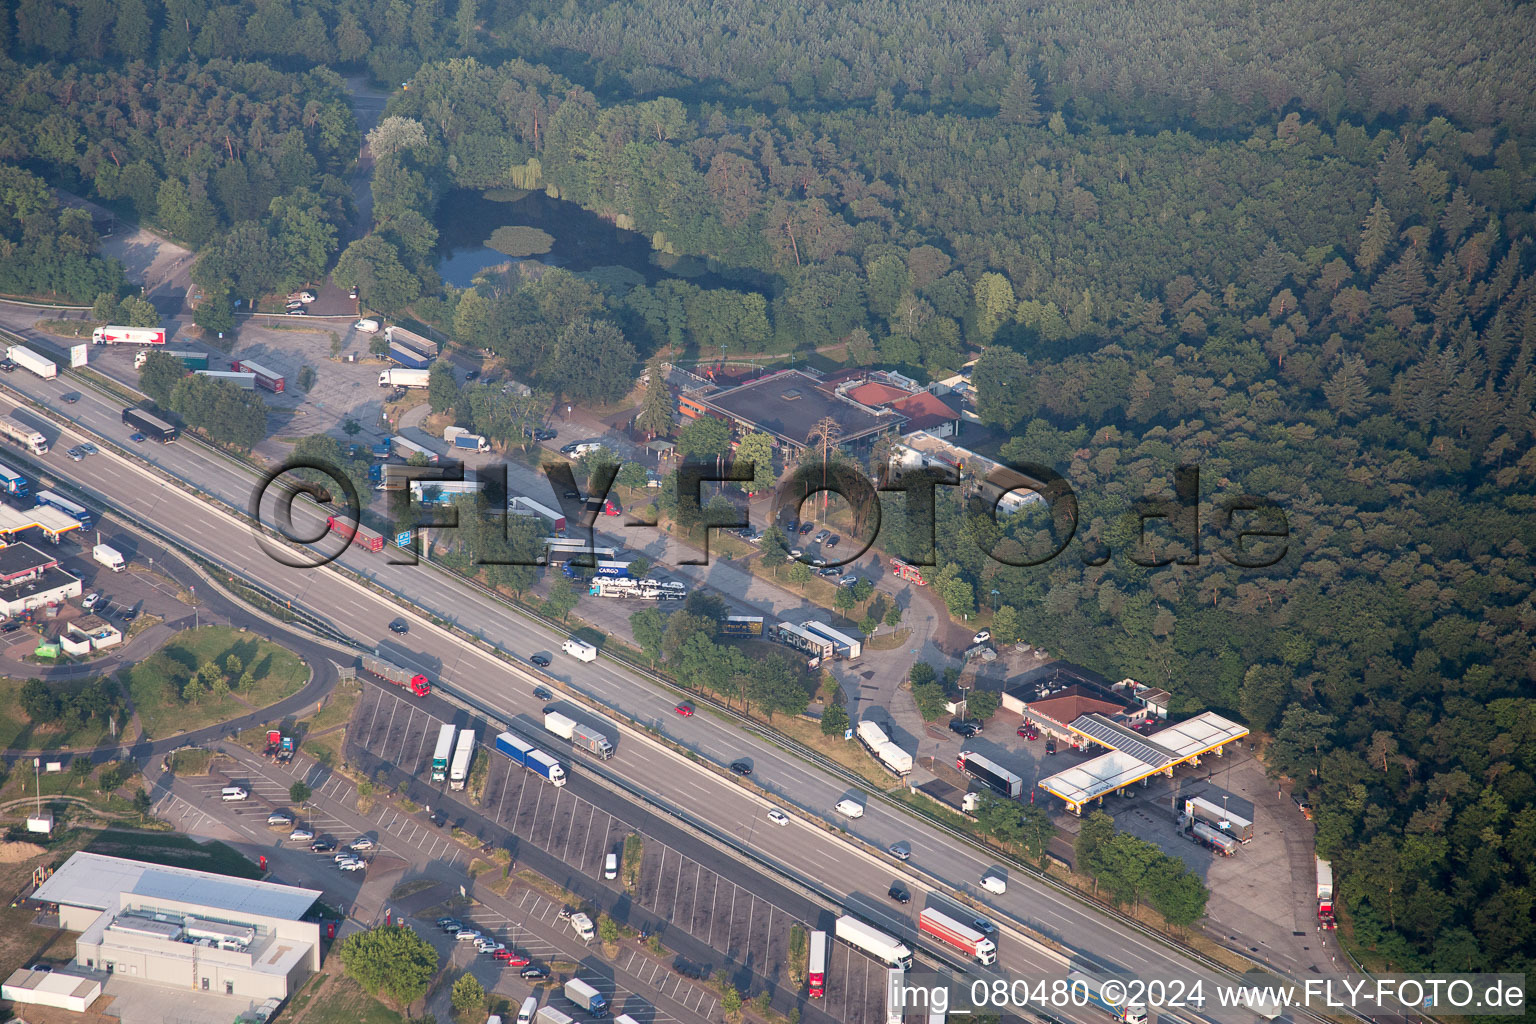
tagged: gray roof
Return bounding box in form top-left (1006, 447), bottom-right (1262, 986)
top-left (33, 852), bottom-right (321, 922)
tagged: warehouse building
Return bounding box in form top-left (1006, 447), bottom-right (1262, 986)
top-left (31, 852), bottom-right (323, 1002)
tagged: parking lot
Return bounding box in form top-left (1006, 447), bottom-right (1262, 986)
top-left (350, 683), bottom-right (893, 1024)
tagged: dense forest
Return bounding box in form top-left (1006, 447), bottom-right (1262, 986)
top-left (3, 0), bottom-right (1534, 977)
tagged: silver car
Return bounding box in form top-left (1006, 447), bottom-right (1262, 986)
top-left (288, 828), bottom-right (315, 842)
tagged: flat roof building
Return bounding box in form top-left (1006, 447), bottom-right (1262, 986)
top-left (31, 852), bottom-right (322, 1002)
top-left (0, 541), bottom-right (82, 617)
top-left (680, 369), bottom-right (903, 456)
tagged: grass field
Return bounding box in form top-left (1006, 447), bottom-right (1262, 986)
top-left (83, 829), bottom-right (262, 879)
top-left (0, 676), bottom-right (119, 752)
top-left (123, 625), bottom-right (308, 739)
top-left (278, 971), bottom-right (409, 1024)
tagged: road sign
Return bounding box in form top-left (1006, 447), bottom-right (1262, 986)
top-left (396, 530), bottom-right (412, 547)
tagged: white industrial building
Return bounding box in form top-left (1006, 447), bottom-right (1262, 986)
top-left (30, 853), bottom-right (323, 1002)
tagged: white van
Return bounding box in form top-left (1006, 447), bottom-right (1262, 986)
top-left (562, 638), bottom-right (597, 663)
top-left (220, 787), bottom-right (248, 801)
top-left (604, 853), bottom-right (618, 880)
top-left (980, 872), bottom-right (1007, 894)
top-left (835, 798), bottom-right (865, 819)
top-left (518, 998), bottom-right (538, 1024)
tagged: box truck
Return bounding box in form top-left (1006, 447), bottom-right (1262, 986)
top-left (918, 907), bottom-right (997, 965)
top-left (93, 326), bottom-right (164, 345)
top-left (383, 324), bottom-right (439, 359)
top-left (834, 915), bottom-right (912, 970)
top-left (444, 426), bottom-right (491, 453)
top-left (8, 346), bottom-right (56, 380)
top-left (431, 724), bottom-right (456, 782)
top-left (93, 544), bottom-right (125, 572)
top-left (448, 729), bottom-right (476, 791)
top-left (1316, 857), bottom-right (1336, 929)
top-left (563, 978), bottom-right (607, 1017)
top-left (493, 731), bottom-right (567, 786)
top-left (0, 414), bottom-right (48, 456)
top-left (379, 367), bottom-right (431, 389)
top-left (543, 711), bottom-right (615, 759)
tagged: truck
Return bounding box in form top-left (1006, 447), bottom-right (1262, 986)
top-left (563, 979), bottom-right (608, 1018)
top-left (122, 407), bottom-right (178, 442)
top-left (562, 638), bottom-right (597, 662)
top-left (834, 915), bottom-right (913, 970)
top-left (360, 653), bottom-right (431, 697)
top-left (388, 340), bottom-right (432, 369)
top-left (1316, 857), bottom-right (1336, 929)
top-left (137, 349), bottom-right (208, 371)
top-left (808, 930), bottom-right (827, 998)
top-left (535, 1009), bottom-right (575, 1024)
top-left (1184, 795), bottom-right (1254, 843)
top-left (448, 728), bottom-right (476, 791)
top-left (391, 435), bottom-right (439, 464)
top-left (493, 731), bottom-right (568, 787)
top-left (93, 543), bottom-right (125, 572)
top-left (327, 515), bottom-right (386, 553)
top-left (543, 711), bottom-right (615, 760)
top-left (379, 367), bottom-right (431, 389)
top-left (410, 480), bottom-right (481, 506)
top-left (719, 615), bottom-right (765, 637)
top-left (431, 724), bottom-right (456, 782)
top-left (195, 370), bottom-right (258, 390)
top-left (1190, 820), bottom-right (1238, 856)
top-left (917, 907), bottom-right (997, 965)
top-left (890, 558), bottom-right (927, 585)
top-left (8, 346), bottom-right (56, 380)
top-left (508, 496), bottom-right (566, 532)
top-left (0, 462), bottom-right (29, 496)
top-left (92, 326), bottom-right (165, 346)
top-left (1068, 973), bottom-right (1147, 1024)
top-left (886, 969), bottom-right (906, 1024)
top-left (855, 720), bottom-right (913, 776)
top-left (0, 414), bottom-right (48, 456)
top-left (956, 751), bottom-right (1023, 799)
top-left (383, 324), bottom-right (440, 360)
top-left (443, 426), bottom-right (491, 453)
top-left (561, 559), bottom-right (632, 580)
top-left (235, 358), bottom-right (286, 393)
top-left (354, 319), bottom-right (380, 334)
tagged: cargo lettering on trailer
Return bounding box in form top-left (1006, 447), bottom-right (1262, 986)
top-left (719, 615), bottom-right (765, 637)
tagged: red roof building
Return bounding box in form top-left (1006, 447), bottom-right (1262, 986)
top-left (889, 391), bottom-right (962, 436)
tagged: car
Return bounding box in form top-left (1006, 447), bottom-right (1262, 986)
top-left (0, 359), bottom-right (14, 372)
top-left (838, 574), bottom-right (860, 587)
top-left (438, 918), bottom-right (464, 932)
top-left (388, 619), bottom-right (409, 634)
top-left (67, 447), bottom-right (84, 461)
top-left (81, 592), bottom-right (100, 611)
top-left (349, 837), bottom-right (375, 851)
top-left (888, 884), bottom-right (911, 904)
top-left (79, 442), bottom-right (98, 455)
top-left (972, 917), bottom-right (997, 937)
top-left (455, 929), bottom-right (483, 943)
top-left (767, 809), bottom-right (790, 827)
top-left (519, 965), bottom-right (549, 980)
top-left (429, 809), bottom-right (447, 826)
top-left (661, 581), bottom-right (685, 590)
top-left (310, 839), bottom-right (336, 853)
top-left (811, 557), bottom-right (827, 568)
top-left (267, 812), bottom-right (294, 827)
top-left (1045, 736), bottom-right (1058, 755)
top-left (816, 566), bottom-right (839, 578)
top-left (298, 291), bottom-right (316, 303)
top-left (62, 392), bottom-right (80, 404)
top-left (349, 287), bottom-right (359, 299)
top-left (813, 530), bottom-right (830, 544)
top-left (338, 859), bottom-right (365, 872)
top-left (285, 300), bottom-right (304, 311)
top-left (888, 841), bottom-right (911, 861)
top-left (476, 939), bottom-right (505, 954)
top-left (785, 520), bottom-right (800, 533)
top-left (728, 760), bottom-right (752, 777)
top-left (464, 369), bottom-right (480, 381)
top-left (129, 432), bottom-right (146, 443)
top-left (563, 489), bottom-right (579, 499)
top-left (288, 308), bottom-right (306, 315)
top-left (1017, 724), bottom-right (1039, 741)
top-left (825, 534), bottom-right (841, 548)
top-left (789, 548), bottom-right (804, 559)
top-left (532, 427), bottom-right (557, 441)
top-left (948, 719), bottom-right (981, 738)
top-left (289, 828), bottom-right (315, 842)
top-left (530, 655), bottom-right (551, 669)
top-left (798, 522), bottom-right (815, 534)
top-left (532, 686), bottom-right (554, 701)
top-left (24, 962), bottom-right (51, 972)
top-left (674, 704), bottom-right (694, 717)
top-left (972, 629), bottom-right (992, 644)
top-left (334, 850), bottom-right (358, 863)
top-left (494, 948), bottom-right (530, 965)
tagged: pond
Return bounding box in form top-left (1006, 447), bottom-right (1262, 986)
top-left (436, 188), bottom-right (750, 293)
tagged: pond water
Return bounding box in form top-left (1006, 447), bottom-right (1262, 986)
top-left (436, 188), bottom-right (749, 293)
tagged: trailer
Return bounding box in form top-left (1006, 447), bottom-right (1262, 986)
top-left (510, 496), bottom-right (566, 532)
top-left (1316, 857), bottom-right (1336, 929)
top-left (773, 621), bottom-right (835, 660)
top-left (383, 324), bottom-right (439, 360)
top-left (493, 731), bottom-right (567, 786)
top-left (834, 916), bottom-right (912, 970)
top-left (0, 462), bottom-right (29, 496)
top-left (561, 638), bottom-right (597, 662)
top-left (443, 426), bottom-right (491, 453)
top-left (886, 969), bottom-right (906, 1024)
top-left (561, 559), bottom-right (632, 579)
top-left (431, 724), bottom-right (456, 782)
top-left (137, 349), bottom-right (209, 371)
top-left (360, 653), bottom-right (431, 697)
top-left (856, 720), bottom-right (914, 776)
top-left (1184, 796), bottom-right (1253, 842)
top-left (917, 907), bottom-right (997, 965)
top-left (234, 358), bottom-right (286, 393)
top-left (410, 480), bottom-right (481, 506)
top-left (541, 539), bottom-right (618, 563)
top-left (803, 620), bottom-right (862, 659)
top-left (379, 367), bottom-right (431, 389)
top-left (535, 1008), bottom-right (575, 1024)
top-left (194, 369), bottom-right (257, 390)
top-left (563, 978), bottom-right (608, 1017)
top-left (543, 711), bottom-right (615, 759)
top-left (0, 414), bottom-right (48, 456)
top-left (956, 751), bottom-right (1023, 799)
top-left (327, 515), bottom-right (386, 552)
top-left (719, 615), bottom-right (765, 637)
top-left (808, 930), bottom-right (827, 998)
top-left (122, 407), bottom-right (177, 442)
top-left (388, 341), bottom-right (432, 369)
top-left (1190, 820), bottom-right (1238, 856)
top-left (8, 346), bottom-right (56, 380)
top-left (391, 435), bottom-right (439, 464)
top-left (1068, 973), bottom-right (1147, 1024)
top-left (34, 490), bottom-right (92, 529)
top-left (92, 326), bottom-right (164, 345)
top-left (448, 728), bottom-right (476, 791)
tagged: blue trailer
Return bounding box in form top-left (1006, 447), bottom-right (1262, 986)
top-left (494, 731), bottom-right (567, 787)
top-left (388, 340), bottom-right (432, 369)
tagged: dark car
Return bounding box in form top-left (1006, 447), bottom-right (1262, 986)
top-left (532, 685), bottom-right (554, 700)
top-left (949, 719), bottom-right (981, 738)
top-left (438, 917), bottom-right (464, 932)
top-left (464, 369), bottom-right (480, 381)
top-left (531, 654), bottom-right (552, 668)
top-left (0, 359), bottom-right (14, 373)
top-left (520, 964), bottom-right (550, 979)
top-left (728, 760), bottom-right (752, 777)
top-left (129, 432), bottom-right (146, 443)
top-left (825, 534), bottom-right (841, 547)
top-left (888, 883), bottom-right (911, 904)
top-left (429, 809), bottom-right (447, 826)
top-left (563, 489), bottom-right (579, 499)
top-left (786, 520), bottom-right (800, 533)
top-left (1045, 736), bottom-right (1058, 755)
top-left (798, 521), bottom-right (815, 534)
top-left (310, 839), bottom-right (336, 853)
top-left (972, 917), bottom-right (998, 937)
top-left (388, 620), bottom-right (409, 634)
top-left (62, 392), bottom-right (80, 404)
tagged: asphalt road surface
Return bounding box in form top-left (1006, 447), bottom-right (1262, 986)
top-left (0, 365), bottom-right (1264, 1024)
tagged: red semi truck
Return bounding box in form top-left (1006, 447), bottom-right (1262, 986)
top-left (918, 907), bottom-right (998, 965)
top-left (234, 358), bottom-right (285, 392)
top-left (327, 515), bottom-right (385, 552)
top-left (361, 652), bottom-right (431, 697)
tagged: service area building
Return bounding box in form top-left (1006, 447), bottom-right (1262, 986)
top-left (0, 541), bottom-right (83, 616)
top-left (30, 853), bottom-right (323, 1001)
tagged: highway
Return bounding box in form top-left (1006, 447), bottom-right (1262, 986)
top-left (0, 363), bottom-right (1270, 1019)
